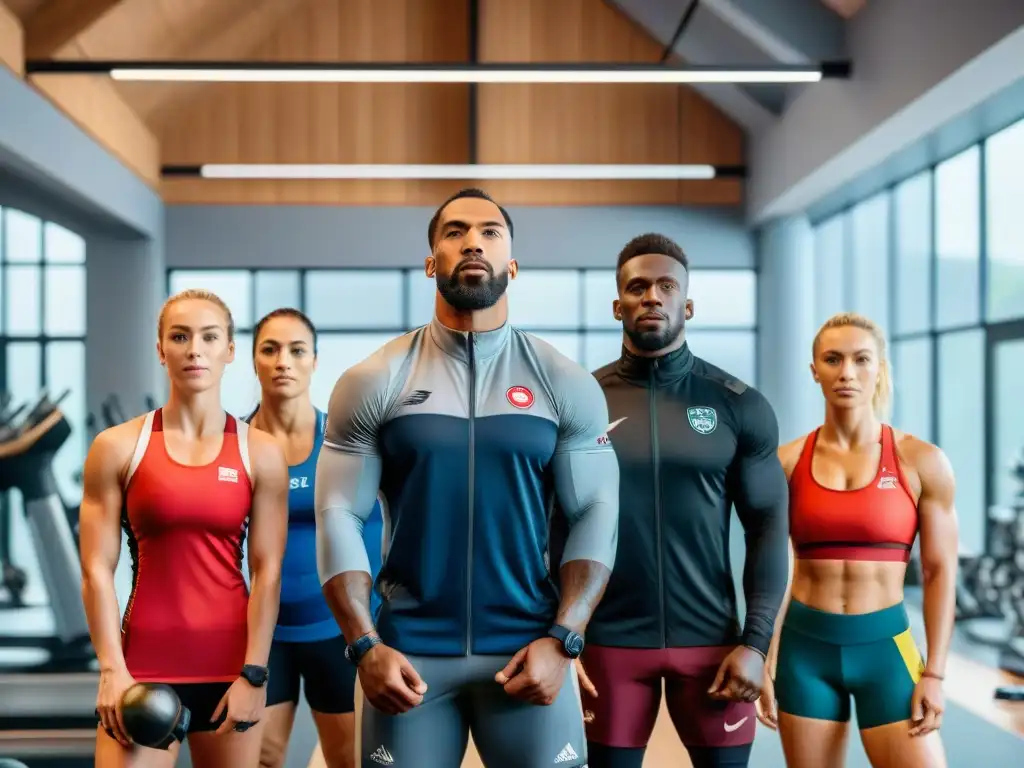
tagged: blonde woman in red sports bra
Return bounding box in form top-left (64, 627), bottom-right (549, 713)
top-left (756, 313), bottom-right (957, 768)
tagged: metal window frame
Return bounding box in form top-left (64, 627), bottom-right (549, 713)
top-left (0, 205), bottom-right (89, 390)
top-left (166, 265), bottom-right (760, 375)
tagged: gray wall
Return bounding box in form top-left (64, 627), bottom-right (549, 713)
top-left (166, 204), bottom-right (755, 270)
top-left (0, 64), bottom-right (167, 420)
top-left (0, 66), bottom-right (162, 240)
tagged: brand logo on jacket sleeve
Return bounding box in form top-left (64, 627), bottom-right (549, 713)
top-left (687, 406), bottom-right (718, 435)
top-left (506, 385), bottom-right (535, 409)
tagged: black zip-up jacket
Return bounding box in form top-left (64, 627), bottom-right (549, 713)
top-left (585, 343), bottom-right (789, 656)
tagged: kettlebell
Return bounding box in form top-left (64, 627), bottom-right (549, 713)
top-left (121, 683), bottom-right (191, 749)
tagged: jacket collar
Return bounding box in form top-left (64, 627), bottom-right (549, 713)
top-left (428, 315), bottom-right (511, 363)
top-left (616, 340), bottom-right (695, 385)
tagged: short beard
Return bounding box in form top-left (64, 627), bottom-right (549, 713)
top-left (625, 317), bottom-right (685, 353)
top-left (436, 268), bottom-right (509, 312)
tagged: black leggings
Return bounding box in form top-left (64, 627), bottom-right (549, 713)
top-left (587, 742), bottom-right (753, 768)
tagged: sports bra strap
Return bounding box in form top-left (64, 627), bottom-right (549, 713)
top-left (125, 410), bottom-right (156, 487)
top-left (236, 417), bottom-right (253, 484)
top-left (793, 428), bottom-right (820, 480)
top-left (881, 425), bottom-right (896, 464)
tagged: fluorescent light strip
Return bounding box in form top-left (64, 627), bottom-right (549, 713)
top-left (111, 67), bottom-right (823, 84)
top-left (197, 164), bottom-right (719, 181)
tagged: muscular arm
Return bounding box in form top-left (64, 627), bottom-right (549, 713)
top-left (730, 391), bottom-right (790, 658)
top-left (551, 366), bottom-right (620, 635)
top-left (243, 433), bottom-right (289, 668)
top-left (315, 363), bottom-right (388, 644)
top-left (78, 427), bottom-right (131, 674)
top-left (914, 443), bottom-right (959, 678)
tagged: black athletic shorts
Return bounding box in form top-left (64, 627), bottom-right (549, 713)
top-left (96, 681), bottom-right (232, 737)
top-left (266, 635), bottom-right (357, 714)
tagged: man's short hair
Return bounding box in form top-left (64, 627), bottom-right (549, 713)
top-left (615, 233), bottom-right (689, 282)
top-left (427, 188), bottom-right (515, 247)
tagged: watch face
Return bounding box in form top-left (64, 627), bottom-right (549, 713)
top-left (565, 632), bottom-right (584, 657)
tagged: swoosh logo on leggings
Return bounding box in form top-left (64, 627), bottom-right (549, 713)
top-left (724, 716), bottom-right (749, 732)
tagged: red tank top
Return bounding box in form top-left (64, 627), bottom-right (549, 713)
top-left (121, 409), bottom-right (252, 683)
top-left (789, 425), bottom-right (918, 563)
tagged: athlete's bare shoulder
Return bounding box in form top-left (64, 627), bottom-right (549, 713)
top-left (891, 429), bottom-right (953, 490)
top-left (245, 427), bottom-right (287, 476)
top-left (777, 432), bottom-right (811, 479)
top-left (86, 415), bottom-right (148, 483)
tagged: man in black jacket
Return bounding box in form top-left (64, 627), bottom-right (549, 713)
top-left (577, 234), bottom-right (790, 768)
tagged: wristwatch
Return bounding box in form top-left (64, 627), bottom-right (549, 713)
top-left (345, 633), bottom-right (382, 667)
top-left (240, 664), bottom-right (269, 688)
top-left (548, 625), bottom-right (585, 659)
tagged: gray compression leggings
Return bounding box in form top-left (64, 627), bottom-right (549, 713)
top-left (355, 653), bottom-right (587, 768)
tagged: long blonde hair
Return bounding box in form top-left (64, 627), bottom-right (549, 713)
top-left (812, 312), bottom-right (892, 421)
top-left (158, 288), bottom-right (235, 342)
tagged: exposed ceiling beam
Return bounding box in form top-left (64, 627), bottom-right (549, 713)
top-left (23, 0), bottom-right (124, 59)
top-left (605, 0), bottom-right (775, 131)
top-left (699, 0), bottom-right (847, 64)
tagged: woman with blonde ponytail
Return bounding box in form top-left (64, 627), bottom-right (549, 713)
top-left (756, 313), bottom-right (958, 768)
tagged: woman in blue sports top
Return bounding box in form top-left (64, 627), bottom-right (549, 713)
top-left (247, 308), bottom-right (384, 768)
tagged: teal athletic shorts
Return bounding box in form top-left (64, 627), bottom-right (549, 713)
top-left (775, 600), bottom-right (925, 729)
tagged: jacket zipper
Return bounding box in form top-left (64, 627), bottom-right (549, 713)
top-left (649, 360), bottom-right (665, 647)
top-left (466, 332), bottom-right (477, 656)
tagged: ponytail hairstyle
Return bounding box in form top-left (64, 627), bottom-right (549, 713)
top-left (252, 308), bottom-right (318, 358)
top-left (158, 288), bottom-right (235, 342)
top-left (812, 312), bottom-right (892, 421)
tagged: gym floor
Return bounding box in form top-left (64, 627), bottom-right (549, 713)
top-left (2, 510), bottom-right (1021, 768)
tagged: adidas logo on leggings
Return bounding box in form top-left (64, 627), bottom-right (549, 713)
top-left (369, 746), bottom-right (394, 765)
top-left (553, 742), bottom-right (579, 763)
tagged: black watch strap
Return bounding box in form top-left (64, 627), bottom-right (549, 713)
top-left (547, 624), bottom-right (585, 659)
top-left (240, 664), bottom-right (269, 688)
top-left (345, 633), bottom-right (382, 667)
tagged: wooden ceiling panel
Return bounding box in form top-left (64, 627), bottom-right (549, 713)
top-left (114, 0), bottom-right (304, 123)
top-left (475, 0), bottom-right (742, 205)
top-left (0, 1), bottom-right (23, 75)
top-left (23, 0), bottom-right (124, 59)
top-left (2, 0), bottom-right (45, 21)
top-left (160, 0), bottom-right (470, 205)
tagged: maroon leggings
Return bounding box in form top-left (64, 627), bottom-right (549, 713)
top-left (580, 644), bottom-right (756, 749)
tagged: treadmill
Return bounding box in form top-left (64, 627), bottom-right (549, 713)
top-left (0, 391), bottom-right (98, 760)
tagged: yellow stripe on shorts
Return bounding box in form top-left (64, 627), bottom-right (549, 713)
top-left (893, 628), bottom-right (925, 684)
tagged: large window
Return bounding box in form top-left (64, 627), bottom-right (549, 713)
top-left (168, 266), bottom-right (760, 416)
top-left (893, 172), bottom-right (933, 336)
top-left (935, 146), bottom-right (981, 330)
top-left (891, 338), bottom-right (933, 442)
top-left (985, 118), bottom-right (1024, 322)
top-left (849, 192), bottom-right (891, 333)
top-left (937, 330), bottom-right (986, 553)
top-left (1, 206), bottom-right (87, 603)
top-left (812, 215), bottom-right (848, 325)
top-left (810, 116), bottom-right (1024, 556)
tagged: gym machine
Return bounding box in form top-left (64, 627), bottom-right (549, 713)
top-left (0, 398), bottom-right (30, 606)
top-left (954, 446), bottom-right (1024, 701)
top-left (0, 390), bottom-right (95, 673)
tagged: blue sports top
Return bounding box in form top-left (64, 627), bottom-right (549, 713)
top-left (315, 318), bottom-right (620, 657)
top-left (248, 407), bottom-right (384, 642)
